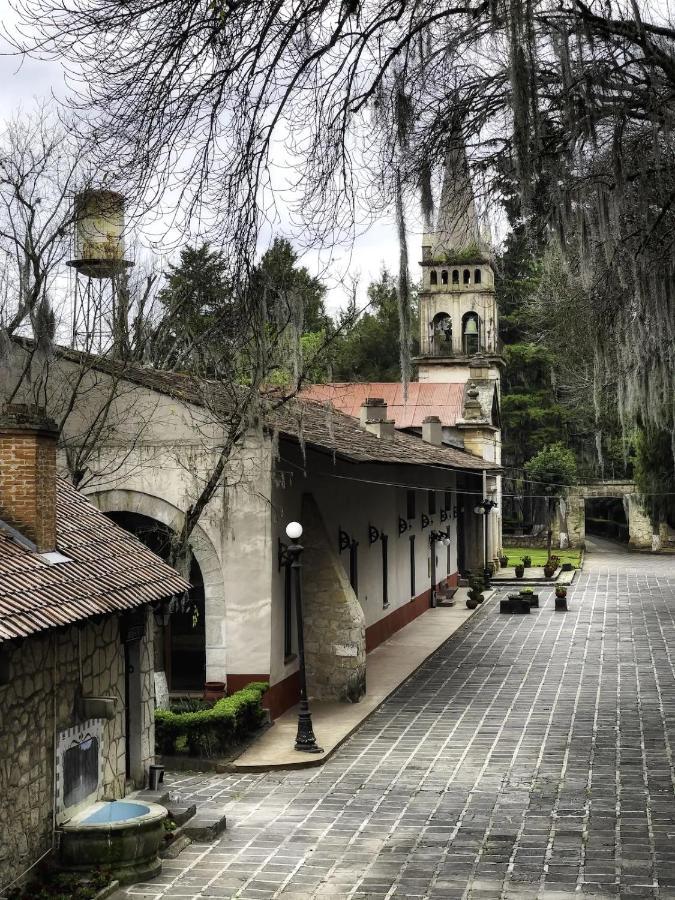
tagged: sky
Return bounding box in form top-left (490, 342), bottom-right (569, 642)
top-left (0, 15), bottom-right (434, 317)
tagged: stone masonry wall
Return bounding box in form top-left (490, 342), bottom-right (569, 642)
top-left (0, 613), bottom-right (154, 891)
top-left (301, 493), bottom-right (366, 703)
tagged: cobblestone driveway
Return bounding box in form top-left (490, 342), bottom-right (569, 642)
top-left (122, 541), bottom-right (675, 900)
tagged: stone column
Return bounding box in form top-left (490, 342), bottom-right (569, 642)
top-left (300, 494), bottom-right (366, 703)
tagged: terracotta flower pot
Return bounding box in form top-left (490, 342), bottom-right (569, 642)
top-left (203, 681), bottom-right (226, 701)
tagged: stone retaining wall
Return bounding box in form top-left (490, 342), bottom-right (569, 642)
top-left (0, 613), bottom-right (154, 891)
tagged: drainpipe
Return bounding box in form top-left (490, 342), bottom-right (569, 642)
top-left (482, 470), bottom-right (488, 572)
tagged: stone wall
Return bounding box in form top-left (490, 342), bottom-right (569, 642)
top-left (0, 612), bottom-right (154, 891)
top-left (301, 493), bottom-right (366, 703)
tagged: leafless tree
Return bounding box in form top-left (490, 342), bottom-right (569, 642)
top-left (8, 0), bottom-right (675, 443)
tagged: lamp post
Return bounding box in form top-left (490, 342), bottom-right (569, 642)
top-left (284, 521), bottom-right (323, 754)
top-left (473, 500), bottom-right (498, 586)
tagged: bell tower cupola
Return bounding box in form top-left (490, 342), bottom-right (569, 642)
top-left (417, 139), bottom-right (504, 385)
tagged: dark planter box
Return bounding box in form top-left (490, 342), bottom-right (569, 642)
top-left (509, 592), bottom-right (539, 608)
top-left (561, 562), bottom-right (573, 572)
top-left (500, 597), bottom-right (531, 614)
top-left (554, 596), bottom-right (568, 611)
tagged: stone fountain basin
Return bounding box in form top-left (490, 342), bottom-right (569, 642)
top-left (59, 800), bottom-right (167, 884)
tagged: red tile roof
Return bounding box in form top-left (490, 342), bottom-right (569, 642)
top-left (0, 479), bottom-right (190, 642)
top-left (300, 383), bottom-right (466, 428)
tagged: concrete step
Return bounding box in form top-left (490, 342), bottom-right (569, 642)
top-left (166, 803), bottom-right (197, 827)
top-left (183, 806), bottom-right (228, 842)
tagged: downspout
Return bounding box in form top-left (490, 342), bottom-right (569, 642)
top-left (482, 469), bottom-right (488, 571)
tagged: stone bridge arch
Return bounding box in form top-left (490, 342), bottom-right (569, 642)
top-left (562, 481), bottom-right (653, 549)
top-left (84, 488), bottom-right (227, 686)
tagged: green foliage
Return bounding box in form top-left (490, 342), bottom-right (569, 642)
top-left (432, 242), bottom-right (484, 264)
top-left (524, 443), bottom-right (577, 496)
top-left (155, 681), bottom-right (268, 757)
top-left (330, 270), bottom-right (418, 382)
top-left (633, 427), bottom-right (675, 528)
top-left (252, 237), bottom-right (331, 335)
top-left (7, 867), bottom-right (112, 900)
top-left (506, 547), bottom-right (581, 568)
top-left (154, 243), bottom-right (234, 368)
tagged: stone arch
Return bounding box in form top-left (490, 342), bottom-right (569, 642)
top-left (84, 488), bottom-right (227, 684)
top-left (462, 311), bottom-right (480, 355)
top-left (474, 268), bottom-right (482, 285)
top-left (441, 269), bottom-right (449, 285)
top-left (430, 270), bottom-right (438, 286)
top-left (463, 268), bottom-right (471, 285)
top-left (562, 482), bottom-right (653, 549)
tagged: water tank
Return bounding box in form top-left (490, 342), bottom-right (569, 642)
top-left (68, 190), bottom-right (132, 279)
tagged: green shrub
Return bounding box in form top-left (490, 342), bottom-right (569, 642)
top-left (155, 681), bottom-right (268, 757)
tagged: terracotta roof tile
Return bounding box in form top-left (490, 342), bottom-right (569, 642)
top-left (0, 479), bottom-right (190, 643)
top-left (17, 342), bottom-right (500, 475)
top-left (300, 382), bottom-right (466, 427)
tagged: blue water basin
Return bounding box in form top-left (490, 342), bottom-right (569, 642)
top-left (82, 801), bottom-right (150, 824)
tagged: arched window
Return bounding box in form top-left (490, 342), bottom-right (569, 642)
top-left (441, 270), bottom-right (449, 285)
top-left (474, 268), bottom-right (482, 285)
top-left (452, 269), bottom-right (459, 285)
top-left (431, 312), bottom-right (452, 355)
top-left (462, 312), bottom-right (480, 355)
top-left (463, 269), bottom-right (471, 285)
top-left (430, 270), bottom-right (438, 286)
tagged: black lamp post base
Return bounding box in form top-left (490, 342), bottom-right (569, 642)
top-left (295, 741), bottom-right (324, 754)
top-left (295, 709), bottom-right (323, 753)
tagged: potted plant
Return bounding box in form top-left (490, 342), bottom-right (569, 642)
top-left (499, 554), bottom-right (509, 567)
top-left (543, 562), bottom-right (556, 578)
top-left (555, 585), bottom-right (568, 610)
top-left (519, 586), bottom-right (539, 607)
top-left (466, 576), bottom-right (485, 609)
top-left (561, 561), bottom-right (573, 572)
top-left (514, 563), bottom-right (525, 579)
top-left (522, 555), bottom-right (532, 568)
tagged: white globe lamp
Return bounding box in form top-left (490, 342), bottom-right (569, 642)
top-left (286, 521), bottom-right (303, 541)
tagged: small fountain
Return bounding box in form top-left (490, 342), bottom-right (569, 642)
top-left (58, 800), bottom-right (167, 884)
top-left (55, 720), bottom-right (167, 884)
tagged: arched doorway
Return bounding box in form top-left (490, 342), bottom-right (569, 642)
top-left (106, 511), bottom-right (207, 691)
top-left (584, 497), bottom-right (629, 543)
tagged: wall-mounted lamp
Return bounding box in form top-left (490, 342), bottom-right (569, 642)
top-left (421, 513), bottom-right (430, 531)
top-left (398, 517), bottom-right (409, 536)
top-left (368, 524), bottom-right (381, 545)
top-left (338, 528), bottom-right (352, 553)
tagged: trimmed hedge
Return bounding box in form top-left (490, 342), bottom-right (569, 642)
top-left (155, 681), bottom-right (268, 757)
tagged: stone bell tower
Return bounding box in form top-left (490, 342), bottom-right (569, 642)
top-left (416, 142), bottom-right (504, 387)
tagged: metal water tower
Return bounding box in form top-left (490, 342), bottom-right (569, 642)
top-left (67, 190), bottom-right (133, 350)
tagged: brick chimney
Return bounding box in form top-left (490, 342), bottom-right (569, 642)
top-left (422, 415), bottom-right (443, 446)
top-left (360, 398), bottom-right (395, 439)
top-left (0, 404), bottom-right (59, 551)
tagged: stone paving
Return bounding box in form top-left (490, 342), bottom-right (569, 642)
top-left (120, 539), bottom-right (675, 900)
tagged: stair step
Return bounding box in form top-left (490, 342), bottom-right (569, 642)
top-left (183, 806), bottom-right (228, 842)
top-left (166, 804), bottom-right (197, 827)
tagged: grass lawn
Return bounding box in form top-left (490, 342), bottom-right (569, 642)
top-left (501, 547), bottom-right (582, 568)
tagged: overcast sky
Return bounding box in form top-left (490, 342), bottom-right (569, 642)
top-left (0, 17), bottom-right (425, 316)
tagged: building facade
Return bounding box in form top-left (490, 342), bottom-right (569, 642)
top-left (0, 405), bottom-right (188, 890)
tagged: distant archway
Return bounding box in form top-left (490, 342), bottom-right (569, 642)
top-left (584, 496), bottom-right (629, 543)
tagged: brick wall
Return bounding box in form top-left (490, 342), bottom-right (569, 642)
top-left (0, 406), bottom-right (58, 551)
